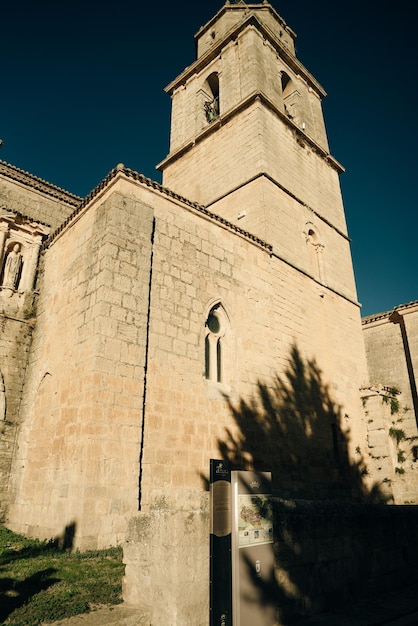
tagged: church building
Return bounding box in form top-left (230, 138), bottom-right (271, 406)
top-left (1, 2), bottom-right (417, 623)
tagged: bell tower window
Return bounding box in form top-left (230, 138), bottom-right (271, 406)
top-left (203, 72), bottom-right (220, 123)
top-left (281, 71), bottom-right (302, 125)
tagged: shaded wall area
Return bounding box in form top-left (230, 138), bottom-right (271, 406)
top-left (220, 344), bottom-right (384, 503)
top-left (270, 499), bottom-right (418, 623)
top-left (218, 345), bottom-right (418, 623)
top-left (0, 309), bottom-right (36, 521)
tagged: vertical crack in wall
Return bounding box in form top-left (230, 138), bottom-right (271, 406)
top-left (138, 217), bottom-right (156, 510)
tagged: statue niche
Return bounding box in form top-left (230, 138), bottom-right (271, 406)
top-left (1, 243), bottom-right (23, 290)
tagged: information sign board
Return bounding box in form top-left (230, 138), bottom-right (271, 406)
top-left (231, 471), bottom-right (276, 626)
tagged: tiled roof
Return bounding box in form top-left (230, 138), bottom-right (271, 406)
top-left (0, 160), bottom-right (81, 206)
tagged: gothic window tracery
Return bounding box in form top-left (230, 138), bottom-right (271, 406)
top-left (205, 303), bottom-right (229, 383)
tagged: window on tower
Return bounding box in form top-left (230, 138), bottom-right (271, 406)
top-left (281, 71), bottom-right (302, 125)
top-left (203, 72), bottom-right (220, 123)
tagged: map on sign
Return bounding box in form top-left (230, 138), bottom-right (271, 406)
top-left (237, 494), bottom-right (273, 547)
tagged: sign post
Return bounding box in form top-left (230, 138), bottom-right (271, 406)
top-left (210, 463), bottom-right (276, 625)
top-left (210, 459), bottom-right (232, 626)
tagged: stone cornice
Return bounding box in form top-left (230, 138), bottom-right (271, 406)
top-left (361, 311), bottom-right (391, 327)
top-left (0, 160), bottom-right (81, 206)
top-left (165, 11), bottom-right (325, 98)
top-left (394, 300), bottom-right (418, 316)
top-left (157, 91), bottom-right (344, 174)
top-left (195, 2), bottom-right (296, 45)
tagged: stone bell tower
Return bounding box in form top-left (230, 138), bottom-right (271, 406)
top-left (158, 0), bottom-right (357, 306)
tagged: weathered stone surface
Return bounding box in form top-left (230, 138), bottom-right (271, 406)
top-left (123, 490), bottom-right (209, 624)
top-left (363, 303), bottom-right (418, 503)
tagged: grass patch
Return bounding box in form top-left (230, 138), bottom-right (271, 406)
top-left (0, 526), bottom-right (124, 625)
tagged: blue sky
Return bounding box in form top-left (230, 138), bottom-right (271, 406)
top-left (1, 1), bottom-right (416, 317)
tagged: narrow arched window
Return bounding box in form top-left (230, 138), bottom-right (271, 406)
top-left (280, 70), bottom-right (302, 126)
top-left (205, 334), bottom-right (210, 379)
top-left (205, 303), bottom-right (228, 383)
top-left (216, 338), bottom-right (222, 383)
top-left (281, 71), bottom-right (293, 119)
top-left (281, 71), bottom-right (292, 96)
top-left (203, 72), bottom-right (220, 123)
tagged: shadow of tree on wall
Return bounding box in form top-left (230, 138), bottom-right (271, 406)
top-left (220, 344), bottom-right (385, 503)
top-left (217, 344), bottom-right (389, 623)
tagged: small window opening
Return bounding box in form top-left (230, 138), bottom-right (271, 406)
top-left (205, 335), bottom-right (210, 379)
top-left (204, 72), bottom-right (220, 123)
top-left (281, 72), bottom-right (293, 119)
top-left (281, 71), bottom-right (303, 125)
top-left (281, 72), bottom-right (291, 94)
top-left (217, 339), bottom-right (222, 383)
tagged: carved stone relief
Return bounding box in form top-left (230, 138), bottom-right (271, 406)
top-left (0, 213), bottom-right (49, 298)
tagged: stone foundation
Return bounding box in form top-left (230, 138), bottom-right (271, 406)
top-left (123, 490), bottom-right (209, 625)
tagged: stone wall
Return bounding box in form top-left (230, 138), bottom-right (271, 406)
top-left (273, 499), bottom-right (418, 623)
top-left (363, 302), bottom-right (418, 503)
top-left (0, 297), bottom-right (36, 519)
top-left (7, 181), bottom-right (155, 548)
top-left (0, 162), bottom-right (79, 522)
top-left (139, 175), bottom-right (369, 508)
top-left (123, 490), bottom-right (209, 625)
top-left (209, 173), bottom-right (356, 304)
top-left (6, 168), bottom-right (371, 547)
top-left (162, 99), bottom-right (341, 224)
